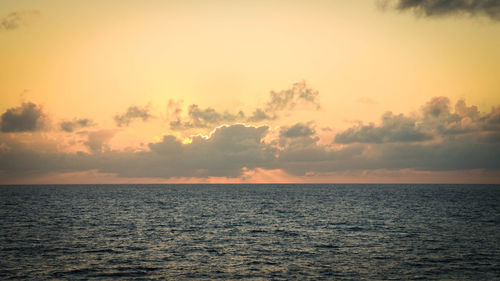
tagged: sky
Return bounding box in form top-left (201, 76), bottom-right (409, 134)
top-left (0, 0), bottom-right (499, 184)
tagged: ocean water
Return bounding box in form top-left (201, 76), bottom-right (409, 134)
top-left (0, 184), bottom-right (499, 280)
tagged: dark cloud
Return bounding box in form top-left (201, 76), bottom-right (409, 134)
top-left (390, 0), bottom-right (500, 21)
top-left (0, 102), bottom-right (46, 133)
top-left (114, 105), bottom-right (152, 127)
top-left (0, 10), bottom-right (40, 31)
top-left (60, 118), bottom-right (95, 132)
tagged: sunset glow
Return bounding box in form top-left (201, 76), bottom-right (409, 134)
top-left (1, 0), bottom-right (499, 183)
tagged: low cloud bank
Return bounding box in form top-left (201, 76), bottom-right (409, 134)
top-left (1, 97), bottom-right (499, 182)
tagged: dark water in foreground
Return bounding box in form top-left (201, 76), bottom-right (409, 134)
top-left (0, 184), bottom-right (499, 280)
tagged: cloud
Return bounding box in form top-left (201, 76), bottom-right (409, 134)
top-left (0, 10), bottom-right (40, 31)
top-left (0, 124), bottom-right (276, 180)
top-left (170, 104), bottom-right (245, 130)
top-left (114, 105), bottom-right (152, 127)
top-left (247, 108), bottom-right (275, 122)
top-left (82, 130), bottom-right (118, 153)
top-left (484, 105), bottom-right (500, 131)
top-left (0, 102), bottom-right (46, 133)
top-left (1, 99), bottom-right (499, 182)
top-left (280, 122), bottom-right (316, 138)
top-left (264, 80), bottom-right (320, 112)
top-left (421, 96), bottom-right (450, 118)
top-left (335, 112), bottom-right (432, 144)
top-left (247, 81), bottom-right (320, 121)
top-left (148, 124), bottom-right (274, 177)
top-left (334, 96), bottom-right (500, 144)
top-left (169, 81), bottom-right (321, 129)
top-left (388, 0), bottom-right (500, 21)
top-left (60, 118), bottom-right (95, 132)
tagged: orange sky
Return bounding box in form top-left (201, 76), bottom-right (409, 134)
top-left (1, 0), bottom-right (499, 183)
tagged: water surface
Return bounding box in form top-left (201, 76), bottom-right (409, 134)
top-left (1, 184), bottom-right (499, 280)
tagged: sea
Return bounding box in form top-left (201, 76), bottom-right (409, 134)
top-left (0, 184), bottom-right (499, 280)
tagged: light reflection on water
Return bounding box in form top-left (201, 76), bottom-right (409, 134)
top-left (1, 184), bottom-right (499, 280)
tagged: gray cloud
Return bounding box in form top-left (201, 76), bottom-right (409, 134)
top-left (280, 122), bottom-right (316, 138)
top-left (0, 10), bottom-right (40, 31)
top-left (421, 96), bottom-right (450, 118)
top-left (170, 104), bottom-right (246, 130)
top-left (0, 102), bottom-right (46, 133)
top-left (277, 135), bottom-right (500, 177)
top-left (1, 99), bottom-right (499, 182)
top-left (264, 81), bottom-right (320, 112)
top-left (170, 81), bottom-right (320, 130)
top-left (83, 130), bottom-right (118, 153)
top-left (335, 112), bottom-right (433, 144)
top-left (60, 118), bottom-right (95, 132)
top-left (247, 108), bottom-right (275, 122)
top-left (0, 124), bottom-right (275, 180)
top-left (484, 106), bottom-right (500, 130)
top-left (390, 0), bottom-right (500, 21)
top-left (334, 96), bottom-right (500, 144)
top-left (114, 105), bottom-right (152, 127)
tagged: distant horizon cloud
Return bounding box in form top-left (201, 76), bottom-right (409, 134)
top-left (0, 96), bottom-right (499, 183)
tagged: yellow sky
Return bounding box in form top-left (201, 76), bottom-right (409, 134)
top-left (2, 0), bottom-right (499, 118)
top-left (1, 0), bottom-right (499, 183)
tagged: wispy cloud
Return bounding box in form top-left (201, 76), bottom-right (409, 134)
top-left (0, 10), bottom-right (40, 31)
top-left (170, 81), bottom-right (321, 130)
top-left (114, 105), bottom-right (152, 127)
top-left (60, 118), bottom-right (96, 132)
top-left (170, 104), bottom-right (245, 130)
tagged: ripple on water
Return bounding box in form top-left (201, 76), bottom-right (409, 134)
top-left (0, 184), bottom-right (499, 280)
